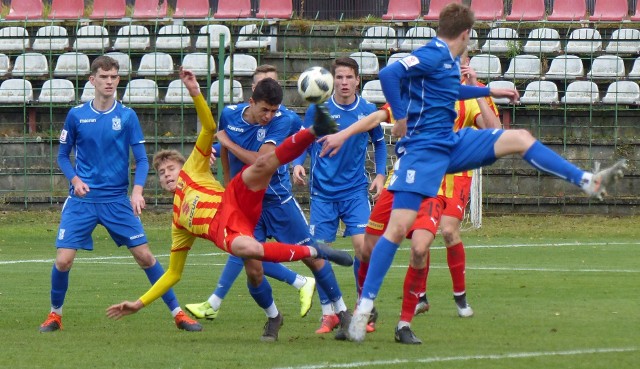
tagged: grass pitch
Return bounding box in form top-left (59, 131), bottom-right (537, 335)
top-left (0, 211), bottom-right (639, 369)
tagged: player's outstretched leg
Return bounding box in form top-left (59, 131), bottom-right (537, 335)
top-left (312, 241), bottom-right (353, 267)
top-left (583, 159), bottom-right (628, 200)
top-left (312, 104), bottom-right (339, 136)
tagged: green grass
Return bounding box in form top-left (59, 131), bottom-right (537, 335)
top-left (1, 211), bottom-right (639, 369)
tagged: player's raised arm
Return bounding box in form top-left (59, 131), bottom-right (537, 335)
top-left (319, 109), bottom-right (388, 157)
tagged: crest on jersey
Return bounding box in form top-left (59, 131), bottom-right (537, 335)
top-left (112, 116), bottom-right (121, 131)
top-left (59, 129), bottom-right (68, 143)
top-left (181, 201), bottom-right (190, 215)
top-left (406, 170), bottom-right (415, 184)
top-left (257, 128), bottom-right (266, 142)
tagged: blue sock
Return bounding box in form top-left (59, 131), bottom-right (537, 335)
top-left (144, 261), bottom-right (180, 312)
top-left (312, 261), bottom-right (342, 302)
top-left (361, 236), bottom-right (399, 301)
top-left (51, 264), bottom-right (69, 309)
top-left (353, 257), bottom-right (360, 294)
top-left (248, 278), bottom-right (274, 309)
top-left (263, 261), bottom-right (297, 285)
top-left (214, 255), bottom-right (245, 299)
top-left (523, 141), bottom-right (585, 186)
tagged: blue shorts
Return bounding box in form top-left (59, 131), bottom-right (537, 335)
top-left (255, 197), bottom-right (313, 245)
top-left (389, 128), bottom-right (503, 198)
top-left (55, 196), bottom-right (148, 250)
top-left (310, 191), bottom-right (370, 243)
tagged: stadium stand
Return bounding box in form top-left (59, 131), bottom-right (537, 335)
top-left (81, 81), bottom-right (119, 102)
top-left (235, 24), bottom-right (272, 50)
top-left (137, 52), bottom-right (174, 77)
top-left (164, 79), bottom-right (193, 104)
top-left (522, 28), bottom-right (562, 54)
top-left (223, 54), bottom-right (258, 77)
top-left (90, 0), bottom-right (127, 19)
top-left (467, 29), bottom-right (480, 51)
top-left (182, 53), bottom-right (216, 76)
top-left (215, 0), bottom-right (252, 18)
top-left (424, 0), bottom-right (461, 20)
top-left (502, 55), bottom-right (542, 80)
top-left (602, 81), bottom-right (640, 104)
top-left (12, 53), bottom-right (48, 77)
top-left (113, 25), bottom-right (151, 51)
top-left (32, 26), bottom-right (69, 52)
top-left (105, 52), bottom-right (133, 77)
top-left (5, 0), bottom-right (43, 20)
top-left (561, 81), bottom-right (600, 104)
top-left (398, 26), bottom-right (436, 51)
top-left (359, 26), bottom-right (397, 51)
top-left (547, 0), bottom-right (588, 21)
top-left (382, 0), bottom-right (421, 21)
top-left (605, 29), bottom-right (640, 54)
top-left (0, 79), bottom-right (33, 103)
top-left (0, 54), bottom-right (9, 77)
top-left (361, 80), bottom-right (386, 104)
top-left (195, 25), bottom-right (232, 50)
top-left (470, 0), bottom-right (504, 21)
top-left (256, 0), bottom-right (295, 19)
top-left (0, 27), bottom-right (30, 52)
top-left (133, 0), bottom-right (168, 19)
top-left (590, 0), bottom-right (628, 21)
top-left (520, 80), bottom-right (559, 104)
top-left (122, 79), bottom-right (159, 103)
top-left (174, 0), bottom-right (212, 18)
top-left (155, 25), bottom-right (192, 50)
top-left (565, 28), bottom-right (602, 55)
top-left (545, 55), bottom-right (584, 80)
top-left (49, 0), bottom-right (85, 19)
top-left (349, 51), bottom-right (380, 76)
top-left (387, 52), bottom-right (411, 66)
top-left (506, 0), bottom-right (546, 21)
top-left (487, 80), bottom-right (516, 104)
top-left (210, 79), bottom-right (244, 103)
top-left (38, 79), bottom-right (76, 104)
top-left (73, 26), bottom-right (111, 51)
top-left (628, 57), bottom-right (640, 79)
top-left (53, 52), bottom-right (91, 77)
top-left (469, 54), bottom-right (502, 80)
top-left (481, 28), bottom-right (519, 54)
top-left (586, 55), bottom-right (626, 80)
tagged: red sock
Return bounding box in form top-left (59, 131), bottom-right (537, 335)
top-left (261, 241), bottom-right (312, 262)
top-left (422, 251), bottom-right (431, 294)
top-left (447, 242), bottom-right (466, 294)
top-left (274, 128), bottom-right (315, 164)
top-left (357, 261), bottom-right (369, 298)
top-left (400, 266), bottom-right (428, 323)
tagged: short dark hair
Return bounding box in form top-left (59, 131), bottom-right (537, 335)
top-left (437, 3), bottom-right (475, 39)
top-left (251, 77), bottom-right (283, 105)
top-left (91, 55), bottom-right (120, 75)
top-left (331, 57), bottom-right (359, 78)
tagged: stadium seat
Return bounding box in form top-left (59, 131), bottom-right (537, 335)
top-left (113, 25), bottom-right (151, 51)
top-left (547, 0), bottom-right (587, 21)
top-left (561, 81), bottom-right (600, 104)
top-left (590, 0), bottom-right (628, 21)
top-left (195, 25), bottom-right (232, 50)
top-left (545, 55), bottom-right (584, 80)
top-left (586, 55), bottom-right (625, 80)
top-left (214, 0), bottom-right (252, 18)
top-left (361, 80), bottom-right (386, 104)
top-left (386, 52), bottom-right (411, 66)
top-left (564, 28), bottom-right (602, 55)
top-left (49, 0), bottom-right (85, 19)
top-left (210, 79), bottom-right (244, 103)
top-left (0, 27), bottom-right (30, 52)
top-left (469, 54), bottom-right (502, 80)
top-left (522, 28), bottom-right (562, 54)
top-left (137, 52), bottom-right (174, 77)
top-left (359, 26), bottom-right (398, 51)
top-left (398, 26), bottom-right (436, 51)
top-left (173, 0), bottom-right (212, 18)
top-left (350, 52), bottom-right (380, 76)
top-left (487, 80), bottom-right (516, 104)
top-left (632, 0), bottom-right (640, 21)
top-left (503, 55), bottom-right (542, 80)
top-left (81, 80), bottom-right (119, 102)
top-left (424, 0), bottom-right (461, 20)
top-left (73, 26), bottom-right (111, 51)
top-left (182, 53), bottom-right (216, 76)
top-left (602, 81), bottom-right (640, 105)
top-left (164, 79), bottom-right (193, 104)
top-left (105, 52), bottom-right (132, 77)
top-left (132, 0), bottom-right (168, 19)
top-left (223, 54), bottom-right (258, 77)
top-left (38, 79), bottom-right (76, 104)
top-left (155, 25), bottom-right (192, 50)
top-left (90, 0), bottom-right (126, 19)
top-left (122, 79), bottom-right (159, 104)
top-left (235, 24), bottom-right (272, 50)
top-left (467, 29), bottom-right (480, 52)
top-left (0, 54), bottom-right (10, 77)
top-left (481, 28), bottom-right (519, 54)
top-left (5, 0), bottom-right (42, 20)
top-left (506, 0), bottom-right (545, 21)
top-left (53, 52), bottom-right (91, 77)
top-left (605, 29), bottom-right (640, 55)
top-left (382, 0), bottom-right (421, 21)
top-left (256, 0), bottom-right (294, 19)
top-left (470, 0), bottom-right (504, 21)
top-left (32, 26), bottom-right (69, 52)
top-left (12, 53), bottom-right (48, 77)
top-left (0, 79), bottom-right (34, 103)
top-left (520, 81), bottom-right (559, 104)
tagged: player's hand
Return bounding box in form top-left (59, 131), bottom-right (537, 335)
top-left (317, 130), bottom-right (348, 157)
top-left (106, 300), bottom-right (144, 319)
top-left (71, 176), bottom-right (90, 197)
top-left (292, 165), bottom-right (307, 185)
top-left (179, 66), bottom-right (200, 97)
top-left (369, 174), bottom-right (386, 202)
top-left (209, 148), bottom-right (217, 166)
top-left (391, 118), bottom-right (407, 138)
top-left (461, 65), bottom-right (478, 86)
top-left (130, 186), bottom-right (146, 216)
top-left (490, 87), bottom-right (520, 104)
top-left (216, 130), bottom-right (231, 147)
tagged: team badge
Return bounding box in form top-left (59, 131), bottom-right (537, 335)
top-left (257, 128), bottom-right (266, 142)
top-left (181, 202), bottom-right (190, 215)
top-left (406, 170), bottom-right (415, 184)
top-left (59, 129), bottom-right (68, 143)
top-left (112, 116), bottom-right (121, 131)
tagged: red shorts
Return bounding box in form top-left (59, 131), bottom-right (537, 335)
top-left (441, 175), bottom-right (472, 220)
top-left (366, 188), bottom-right (445, 238)
top-left (210, 169), bottom-right (265, 253)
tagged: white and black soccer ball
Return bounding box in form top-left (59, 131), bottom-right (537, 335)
top-left (297, 66), bottom-right (334, 104)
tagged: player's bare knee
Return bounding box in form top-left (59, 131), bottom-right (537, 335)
top-left (244, 264), bottom-right (264, 286)
top-left (54, 258), bottom-right (74, 272)
top-left (441, 226), bottom-right (457, 245)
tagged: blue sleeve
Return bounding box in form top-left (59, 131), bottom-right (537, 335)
top-left (372, 136), bottom-right (386, 176)
top-left (458, 85), bottom-right (490, 100)
top-left (212, 143), bottom-right (221, 157)
top-left (293, 105), bottom-right (315, 166)
top-left (379, 62), bottom-right (407, 121)
top-left (131, 143), bottom-right (149, 187)
top-left (57, 144), bottom-right (76, 181)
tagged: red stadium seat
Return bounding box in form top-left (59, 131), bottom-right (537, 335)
top-left (214, 0), bottom-right (252, 18)
top-left (547, 0), bottom-right (587, 21)
top-left (49, 0), bottom-right (85, 19)
top-left (470, 0), bottom-right (504, 20)
top-left (382, 0), bottom-right (421, 21)
top-left (423, 0), bottom-right (461, 20)
top-left (256, 0), bottom-right (294, 19)
top-left (174, 0), bottom-right (212, 18)
top-left (590, 0), bottom-right (629, 21)
top-left (506, 0), bottom-right (546, 21)
top-left (90, 0), bottom-right (126, 19)
top-left (133, 0), bottom-right (168, 19)
top-left (5, 0), bottom-right (43, 20)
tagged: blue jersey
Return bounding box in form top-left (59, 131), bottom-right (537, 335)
top-left (58, 100), bottom-right (145, 202)
top-left (219, 103), bottom-right (296, 203)
top-left (302, 95), bottom-right (382, 201)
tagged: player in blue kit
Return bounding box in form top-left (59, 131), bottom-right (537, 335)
top-left (348, 3), bottom-right (627, 342)
top-left (39, 55), bottom-right (201, 333)
top-left (293, 57), bottom-right (387, 336)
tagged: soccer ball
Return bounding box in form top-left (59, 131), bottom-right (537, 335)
top-left (297, 66), bottom-right (334, 103)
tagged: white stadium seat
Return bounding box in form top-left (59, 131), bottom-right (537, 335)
top-left (195, 25), bottom-right (231, 50)
top-left (565, 28), bottom-right (602, 55)
top-left (361, 80), bottom-right (386, 104)
top-left (398, 26), bottom-right (435, 51)
top-left (0, 27), bottom-right (30, 51)
top-left (503, 55), bottom-right (542, 80)
top-left (586, 55), bottom-right (625, 80)
top-left (561, 81), bottom-right (600, 104)
top-left (601, 81), bottom-right (640, 105)
top-left (54, 52), bottom-right (90, 77)
top-left (469, 54), bottom-right (502, 80)
top-left (12, 52), bottom-right (48, 77)
top-left (350, 51), bottom-right (379, 76)
top-left (605, 29), bottom-right (640, 55)
top-left (164, 79), bottom-right (192, 104)
top-left (235, 24), bottom-right (272, 50)
top-left (522, 28), bottom-right (562, 54)
top-left (545, 55), bottom-right (584, 80)
top-left (105, 52), bottom-right (133, 77)
top-left (182, 53), bottom-right (216, 76)
top-left (38, 79), bottom-right (76, 104)
top-left (32, 26), bottom-right (69, 51)
top-left (360, 26), bottom-right (397, 51)
top-left (481, 28), bottom-right (519, 54)
top-left (210, 79), bottom-right (243, 103)
top-left (520, 80), bottom-right (559, 104)
top-left (137, 52), bottom-right (174, 76)
top-left (113, 25), bottom-right (151, 51)
top-left (0, 79), bottom-right (33, 103)
top-left (122, 79), bottom-right (159, 104)
top-left (73, 25), bottom-right (110, 51)
top-left (487, 80), bottom-right (516, 104)
top-left (155, 25), bottom-right (191, 50)
top-left (223, 54), bottom-right (257, 77)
